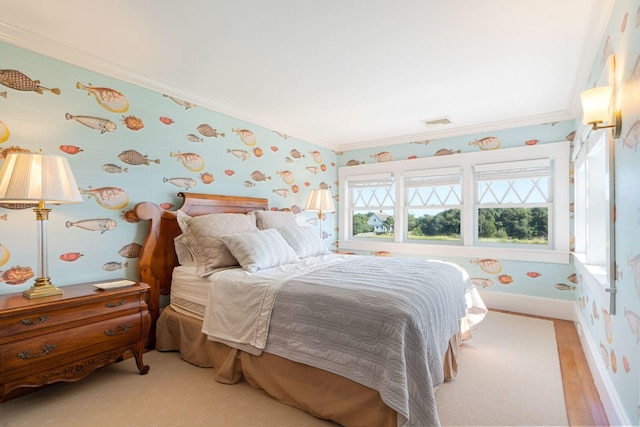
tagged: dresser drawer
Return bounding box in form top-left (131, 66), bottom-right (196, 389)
top-left (0, 312), bottom-right (142, 381)
top-left (0, 293), bottom-right (142, 341)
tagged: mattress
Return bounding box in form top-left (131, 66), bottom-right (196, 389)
top-left (169, 265), bottom-right (212, 319)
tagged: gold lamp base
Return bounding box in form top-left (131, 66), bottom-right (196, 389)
top-left (23, 277), bottom-right (63, 299)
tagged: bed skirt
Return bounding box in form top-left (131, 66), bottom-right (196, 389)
top-left (156, 305), bottom-right (460, 427)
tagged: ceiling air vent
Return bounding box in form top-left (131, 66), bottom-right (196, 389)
top-left (420, 116), bottom-right (451, 127)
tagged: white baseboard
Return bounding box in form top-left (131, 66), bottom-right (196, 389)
top-left (574, 305), bottom-right (631, 427)
top-left (477, 289), bottom-right (575, 320)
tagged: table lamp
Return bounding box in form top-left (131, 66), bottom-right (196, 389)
top-left (0, 153), bottom-right (82, 299)
top-left (304, 189), bottom-right (335, 238)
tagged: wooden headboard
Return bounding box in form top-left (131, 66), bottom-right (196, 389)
top-left (134, 192), bottom-right (268, 348)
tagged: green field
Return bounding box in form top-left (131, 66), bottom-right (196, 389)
top-left (359, 233), bottom-right (547, 245)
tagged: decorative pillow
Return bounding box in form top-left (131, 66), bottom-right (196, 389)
top-left (277, 226), bottom-right (329, 258)
top-left (254, 210), bottom-right (298, 230)
top-left (219, 229), bottom-right (298, 272)
top-left (176, 211), bottom-right (258, 276)
top-left (174, 234), bottom-right (196, 266)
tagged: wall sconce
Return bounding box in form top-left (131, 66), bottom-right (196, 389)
top-left (304, 189), bottom-right (335, 238)
top-left (579, 86), bottom-right (622, 138)
top-left (0, 153), bottom-right (82, 299)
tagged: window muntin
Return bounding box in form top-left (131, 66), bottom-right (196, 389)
top-left (348, 175), bottom-right (395, 239)
top-left (404, 168), bottom-right (462, 243)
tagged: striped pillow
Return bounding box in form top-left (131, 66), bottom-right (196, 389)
top-left (219, 229), bottom-right (298, 272)
top-left (277, 226), bottom-right (329, 258)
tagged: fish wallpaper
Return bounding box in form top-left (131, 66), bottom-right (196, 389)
top-left (579, 1), bottom-right (640, 423)
top-left (0, 41), bottom-right (338, 291)
top-left (1, 0), bottom-right (640, 423)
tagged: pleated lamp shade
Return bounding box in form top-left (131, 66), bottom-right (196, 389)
top-left (304, 189), bottom-right (335, 213)
top-left (0, 153), bottom-right (82, 204)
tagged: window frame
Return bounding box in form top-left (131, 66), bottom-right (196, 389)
top-left (338, 141), bottom-right (570, 264)
top-left (347, 173), bottom-right (395, 239)
top-left (403, 167), bottom-right (463, 244)
top-left (572, 129), bottom-right (615, 289)
top-left (571, 53), bottom-right (617, 312)
top-left (474, 158), bottom-right (553, 249)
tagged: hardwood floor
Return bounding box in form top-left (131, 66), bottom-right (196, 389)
top-left (495, 309), bottom-right (609, 426)
top-left (555, 317), bottom-right (609, 426)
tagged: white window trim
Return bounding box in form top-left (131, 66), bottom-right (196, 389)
top-left (571, 129), bottom-right (615, 289)
top-left (338, 141), bottom-right (570, 264)
top-left (403, 168), bottom-right (463, 242)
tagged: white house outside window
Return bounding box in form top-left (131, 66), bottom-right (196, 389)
top-left (348, 174), bottom-right (395, 240)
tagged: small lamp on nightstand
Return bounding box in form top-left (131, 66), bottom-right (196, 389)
top-left (304, 189), bottom-right (335, 238)
top-left (0, 153), bottom-right (82, 299)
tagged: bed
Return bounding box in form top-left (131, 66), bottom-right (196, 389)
top-left (135, 192), bottom-right (486, 427)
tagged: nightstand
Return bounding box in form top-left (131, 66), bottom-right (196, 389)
top-left (0, 281), bottom-right (151, 401)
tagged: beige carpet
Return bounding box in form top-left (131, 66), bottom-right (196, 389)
top-left (0, 311), bottom-right (568, 427)
top-left (435, 311), bottom-right (569, 426)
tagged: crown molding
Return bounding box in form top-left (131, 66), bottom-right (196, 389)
top-left (0, 21), bottom-right (334, 150)
top-left (1, 1), bottom-right (612, 155)
top-left (336, 109), bottom-right (576, 152)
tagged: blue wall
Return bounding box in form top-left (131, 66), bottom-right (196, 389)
top-left (574, 0), bottom-right (640, 423)
top-left (0, 40), bottom-right (338, 291)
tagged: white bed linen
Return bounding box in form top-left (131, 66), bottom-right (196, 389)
top-left (201, 254), bottom-right (345, 354)
top-left (170, 265), bottom-right (212, 319)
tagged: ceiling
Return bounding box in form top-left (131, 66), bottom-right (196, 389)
top-left (0, 1), bottom-right (612, 151)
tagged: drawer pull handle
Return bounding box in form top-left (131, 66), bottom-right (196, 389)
top-left (17, 344), bottom-right (56, 360)
top-left (105, 299), bottom-right (125, 308)
top-left (19, 315), bottom-right (49, 326)
top-left (104, 324), bottom-right (132, 336)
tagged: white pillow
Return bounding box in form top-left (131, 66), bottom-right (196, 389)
top-left (277, 226), bottom-right (329, 258)
top-left (254, 210), bottom-right (297, 230)
top-left (176, 211), bottom-right (258, 276)
top-left (219, 229), bottom-right (298, 272)
top-left (174, 234), bottom-right (196, 266)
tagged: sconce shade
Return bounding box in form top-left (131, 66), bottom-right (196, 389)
top-left (0, 153), bottom-right (82, 204)
top-left (304, 189), bottom-right (335, 213)
top-left (580, 86), bottom-right (613, 125)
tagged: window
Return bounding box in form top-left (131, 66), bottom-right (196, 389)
top-left (475, 159), bottom-right (551, 247)
top-left (404, 168), bottom-right (462, 243)
top-left (339, 141), bottom-right (570, 263)
top-left (348, 174), bottom-right (395, 240)
top-left (573, 131), bottom-right (614, 288)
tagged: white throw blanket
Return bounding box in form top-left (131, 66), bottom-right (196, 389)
top-left (202, 254), bottom-right (348, 354)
